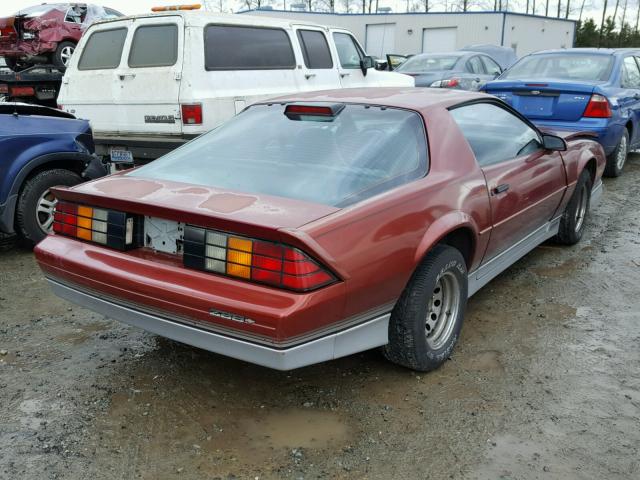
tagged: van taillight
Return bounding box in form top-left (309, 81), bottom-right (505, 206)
top-left (183, 225), bottom-right (336, 292)
top-left (181, 104), bottom-right (202, 125)
top-left (583, 94), bottom-right (612, 118)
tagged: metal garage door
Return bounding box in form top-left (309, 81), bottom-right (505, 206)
top-left (422, 27), bottom-right (457, 53)
top-left (365, 23), bottom-right (395, 58)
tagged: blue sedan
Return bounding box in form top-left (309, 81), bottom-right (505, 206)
top-left (0, 103), bottom-right (106, 245)
top-left (482, 48), bottom-right (640, 177)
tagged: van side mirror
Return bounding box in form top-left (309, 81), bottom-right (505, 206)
top-left (542, 134), bottom-right (567, 152)
top-left (360, 56), bottom-right (375, 76)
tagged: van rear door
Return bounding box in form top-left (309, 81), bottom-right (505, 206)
top-left (114, 15), bottom-right (184, 135)
top-left (59, 15), bottom-right (184, 136)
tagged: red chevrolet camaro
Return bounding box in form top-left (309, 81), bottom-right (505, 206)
top-left (35, 88), bottom-right (605, 371)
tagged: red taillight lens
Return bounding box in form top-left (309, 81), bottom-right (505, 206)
top-left (0, 26), bottom-right (16, 37)
top-left (52, 201), bottom-right (142, 250)
top-left (181, 104), bottom-right (202, 125)
top-left (183, 226), bottom-right (337, 292)
top-left (442, 78), bottom-right (460, 88)
top-left (10, 86), bottom-right (35, 97)
top-left (583, 94), bottom-right (612, 118)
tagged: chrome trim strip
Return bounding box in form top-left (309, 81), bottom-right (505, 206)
top-left (467, 217), bottom-right (561, 297)
top-left (47, 278), bottom-right (390, 370)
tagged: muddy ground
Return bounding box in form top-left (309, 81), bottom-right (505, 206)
top-left (1, 157), bottom-right (639, 480)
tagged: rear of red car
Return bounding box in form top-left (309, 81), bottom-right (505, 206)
top-left (35, 101), bottom-right (430, 369)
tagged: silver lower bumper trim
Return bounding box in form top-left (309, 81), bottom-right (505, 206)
top-left (47, 278), bottom-right (390, 371)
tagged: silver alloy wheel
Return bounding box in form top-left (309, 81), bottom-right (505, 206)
top-left (425, 271), bottom-right (461, 350)
top-left (60, 46), bottom-right (75, 66)
top-left (36, 189), bottom-right (57, 234)
top-left (616, 133), bottom-right (628, 170)
top-left (574, 183), bottom-right (588, 233)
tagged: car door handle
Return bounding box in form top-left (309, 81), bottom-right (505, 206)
top-left (118, 73), bottom-right (136, 80)
top-left (492, 184), bottom-right (510, 195)
top-left (340, 72), bottom-right (351, 78)
top-left (305, 73), bottom-right (316, 80)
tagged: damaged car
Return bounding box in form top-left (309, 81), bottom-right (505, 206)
top-left (0, 3), bottom-right (123, 71)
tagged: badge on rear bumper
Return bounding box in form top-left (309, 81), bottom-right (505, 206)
top-left (209, 309), bottom-right (256, 325)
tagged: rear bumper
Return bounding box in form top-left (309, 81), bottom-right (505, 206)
top-left (94, 134), bottom-right (197, 163)
top-left (533, 118), bottom-right (622, 155)
top-left (47, 277), bottom-right (390, 370)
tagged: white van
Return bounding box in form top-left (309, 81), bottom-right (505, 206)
top-left (58, 11), bottom-right (414, 164)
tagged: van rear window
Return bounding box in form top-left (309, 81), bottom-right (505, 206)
top-left (129, 24), bottom-right (178, 68)
top-left (78, 28), bottom-right (127, 70)
top-left (204, 25), bottom-right (295, 70)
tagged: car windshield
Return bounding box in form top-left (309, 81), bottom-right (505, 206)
top-left (502, 53), bottom-right (614, 82)
top-left (396, 55), bottom-right (459, 72)
top-left (15, 4), bottom-right (67, 17)
top-left (129, 104), bottom-right (428, 207)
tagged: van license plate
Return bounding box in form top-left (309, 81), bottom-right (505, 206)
top-left (110, 149), bottom-right (134, 163)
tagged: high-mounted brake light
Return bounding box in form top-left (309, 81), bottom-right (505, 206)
top-left (10, 86), bottom-right (35, 97)
top-left (181, 103), bottom-right (202, 125)
top-left (151, 3), bottom-right (201, 11)
top-left (284, 103), bottom-right (345, 121)
top-left (52, 201), bottom-right (143, 250)
top-left (183, 225), bottom-right (336, 292)
top-left (583, 94), bottom-right (612, 118)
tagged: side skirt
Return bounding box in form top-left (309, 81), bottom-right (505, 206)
top-left (467, 217), bottom-right (561, 297)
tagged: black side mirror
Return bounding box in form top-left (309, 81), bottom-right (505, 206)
top-left (542, 134), bottom-right (567, 152)
top-left (360, 56), bottom-right (375, 76)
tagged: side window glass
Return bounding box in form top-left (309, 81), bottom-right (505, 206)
top-left (333, 32), bottom-right (363, 69)
top-left (297, 29), bottom-right (333, 69)
top-left (450, 103), bottom-right (541, 167)
top-left (622, 56), bottom-right (640, 88)
top-left (481, 56), bottom-right (501, 76)
top-left (128, 24), bottom-right (178, 68)
top-left (78, 28), bottom-right (127, 70)
top-left (467, 56), bottom-right (485, 75)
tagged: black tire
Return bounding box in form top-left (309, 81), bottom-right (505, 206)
top-left (3, 57), bottom-right (20, 72)
top-left (555, 169), bottom-right (593, 245)
top-left (605, 129), bottom-right (629, 177)
top-left (383, 244), bottom-right (468, 372)
top-left (52, 41), bottom-right (76, 68)
top-left (16, 169), bottom-right (81, 246)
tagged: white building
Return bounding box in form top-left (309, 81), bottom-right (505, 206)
top-left (241, 10), bottom-right (576, 58)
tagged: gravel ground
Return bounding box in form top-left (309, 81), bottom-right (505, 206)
top-left (1, 156), bottom-right (639, 480)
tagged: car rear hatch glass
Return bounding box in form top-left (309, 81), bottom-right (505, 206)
top-left (128, 103), bottom-right (428, 208)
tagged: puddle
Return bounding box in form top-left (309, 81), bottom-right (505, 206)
top-left (238, 409), bottom-right (349, 450)
top-left (531, 257), bottom-right (581, 278)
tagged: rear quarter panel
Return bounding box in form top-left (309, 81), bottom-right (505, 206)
top-left (0, 115), bottom-right (91, 203)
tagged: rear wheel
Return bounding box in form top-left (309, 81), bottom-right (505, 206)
top-left (16, 169), bottom-right (82, 245)
top-left (383, 245), bottom-right (468, 372)
top-left (555, 169), bottom-right (592, 245)
top-left (605, 129), bottom-right (629, 177)
top-left (52, 41), bottom-right (76, 68)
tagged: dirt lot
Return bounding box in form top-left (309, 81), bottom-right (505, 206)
top-left (1, 157), bottom-right (639, 480)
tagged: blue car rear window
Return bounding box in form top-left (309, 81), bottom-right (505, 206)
top-left (129, 104), bottom-right (428, 208)
top-left (502, 54), bottom-right (614, 82)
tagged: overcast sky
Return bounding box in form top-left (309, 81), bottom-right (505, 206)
top-left (0, 0), bottom-right (620, 25)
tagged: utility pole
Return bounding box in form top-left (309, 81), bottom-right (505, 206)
top-left (557, 0), bottom-right (561, 17)
top-left (545, 0), bottom-right (550, 16)
top-left (635, 0), bottom-right (640, 34)
top-left (613, 0), bottom-right (621, 30)
top-left (599, 0), bottom-right (609, 46)
top-left (565, 0), bottom-right (570, 18)
top-left (578, 0), bottom-right (586, 21)
top-left (533, 0), bottom-right (536, 15)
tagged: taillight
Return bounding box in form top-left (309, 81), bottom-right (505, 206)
top-left (0, 26), bottom-right (16, 37)
top-left (583, 94), bottom-right (612, 118)
top-left (10, 86), bottom-right (35, 97)
top-left (183, 225), bottom-right (336, 292)
top-left (181, 104), bottom-right (202, 125)
top-left (52, 201), bottom-right (143, 250)
top-left (0, 84), bottom-right (8, 94)
top-left (431, 78), bottom-right (460, 88)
